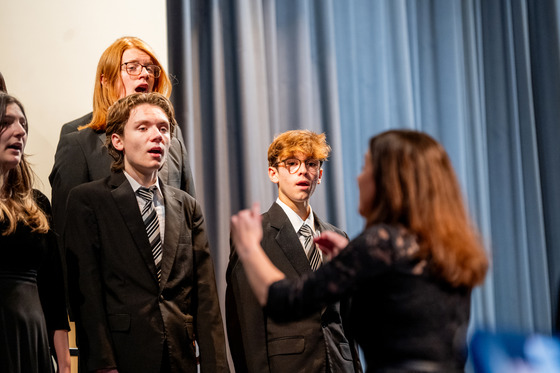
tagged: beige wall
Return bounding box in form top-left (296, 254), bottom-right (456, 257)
top-left (0, 0), bottom-right (168, 198)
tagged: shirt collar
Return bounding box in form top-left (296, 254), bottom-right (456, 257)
top-left (276, 198), bottom-right (316, 234)
top-left (124, 171), bottom-right (163, 199)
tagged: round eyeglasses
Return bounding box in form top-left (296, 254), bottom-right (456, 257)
top-left (121, 62), bottom-right (161, 78)
top-left (275, 158), bottom-right (321, 174)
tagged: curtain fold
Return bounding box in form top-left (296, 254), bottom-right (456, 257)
top-left (167, 0), bottom-right (560, 355)
top-left (528, 0), bottom-right (560, 330)
top-left (479, 0), bottom-right (553, 332)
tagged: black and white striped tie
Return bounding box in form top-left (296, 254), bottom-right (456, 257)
top-left (299, 224), bottom-right (321, 271)
top-left (137, 186), bottom-right (162, 281)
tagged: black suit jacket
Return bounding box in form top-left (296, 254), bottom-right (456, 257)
top-left (226, 202), bottom-right (362, 373)
top-left (65, 172), bottom-right (228, 373)
top-left (49, 112), bottom-right (195, 240)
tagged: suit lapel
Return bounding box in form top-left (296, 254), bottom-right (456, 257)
top-left (110, 172), bottom-right (159, 284)
top-left (267, 203), bottom-right (311, 276)
top-left (159, 183), bottom-right (181, 288)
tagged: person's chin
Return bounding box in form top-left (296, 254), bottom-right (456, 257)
top-left (1, 161), bottom-right (19, 171)
top-left (293, 192), bottom-right (312, 202)
top-left (140, 159), bottom-right (164, 172)
top-left (155, 157), bottom-right (167, 171)
top-left (358, 205), bottom-right (369, 218)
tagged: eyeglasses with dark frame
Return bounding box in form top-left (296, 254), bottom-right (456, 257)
top-left (275, 158), bottom-right (322, 174)
top-left (121, 62), bottom-right (161, 78)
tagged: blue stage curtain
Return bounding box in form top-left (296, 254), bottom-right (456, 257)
top-left (167, 0), bottom-right (560, 352)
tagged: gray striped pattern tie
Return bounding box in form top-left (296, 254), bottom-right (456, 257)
top-left (137, 186), bottom-right (162, 281)
top-left (299, 224), bottom-right (321, 271)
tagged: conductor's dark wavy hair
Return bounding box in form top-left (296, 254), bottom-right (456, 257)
top-left (364, 129), bottom-right (488, 288)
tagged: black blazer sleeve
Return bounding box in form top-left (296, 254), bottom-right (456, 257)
top-left (226, 242), bottom-right (271, 373)
top-left (34, 190), bottom-right (70, 332)
top-left (49, 131), bottom-right (97, 239)
top-left (187, 197), bottom-right (229, 372)
top-left (65, 187), bottom-right (118, 370)
top-left (172, 125), bottom-right (196, 198)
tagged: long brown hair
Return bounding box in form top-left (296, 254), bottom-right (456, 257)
top-left (0, 71), bottom-right (7, 93)
top-left (0, 93), bottom-right (49, 235)
top-left (364, 129), bottom-right (488, 288)
top-left (85, 36), bottom-right (172, 132)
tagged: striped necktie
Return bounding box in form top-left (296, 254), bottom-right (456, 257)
top-left (299, 223), bottom-right (321, 271)
top-left (137, 186), bottom-right (162, 281)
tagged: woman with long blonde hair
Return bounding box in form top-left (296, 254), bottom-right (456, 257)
top-left (0, 93), bottom-right (70, 372)
top-left (231, 129), bottom-right (488, 373)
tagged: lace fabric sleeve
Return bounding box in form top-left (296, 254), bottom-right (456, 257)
top-left (265, 225), bottom-right (398, 322)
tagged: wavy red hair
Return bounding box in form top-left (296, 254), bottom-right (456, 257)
top-left (84, 36), bottom-right (172, 132)
top-left (364, 129), bottom-right (488, 288)
top-left (267, 130), bottom-right (331, 166)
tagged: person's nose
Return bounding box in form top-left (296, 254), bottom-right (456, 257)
top-left (298, 161), bottom-right (309, 175)
top-left (139, 65), bottom-right (150, 79)
top-left (13, 122), bottom-right (27, 138)
top-left (148, 126), bottom-right (164, 142)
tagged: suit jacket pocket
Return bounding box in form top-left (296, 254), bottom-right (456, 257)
top-left (337, 342), bottom-right (353, 360)
top-left (107, 314), bottom-right (131, 332)
top-left (268, 336), bottom-right (305, 356)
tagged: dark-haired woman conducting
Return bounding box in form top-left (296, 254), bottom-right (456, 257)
top-left (231, 129), bottom-right (489, 373)
top-left (0, 93), bottom-right (70, 373)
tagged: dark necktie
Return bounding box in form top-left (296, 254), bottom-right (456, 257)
top-left (299, 224), bottom-right (321, 271)
top-left (137, 186), bottom-right (162, 281)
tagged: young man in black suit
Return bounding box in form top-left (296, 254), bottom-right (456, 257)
top-left (64, 93), bottom-right (228, 373)
top-left (226, 130), bottom-right (362, 373)
top-left (49, 37), bottom-right (195, 250)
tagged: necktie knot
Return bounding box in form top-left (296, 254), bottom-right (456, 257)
top-left (299, 223), bottom-right (313, 238)
top-left (137, 186), bottom-right (156, 202)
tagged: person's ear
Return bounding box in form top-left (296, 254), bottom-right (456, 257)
top-left (101, 74), bottom-right (106, 87)
top-left (317, 168), bottom-right (323, 184)
top-left (268, 166), bottom-right (279, 184)
top-left (112, 133), bottom-right (124, 151)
